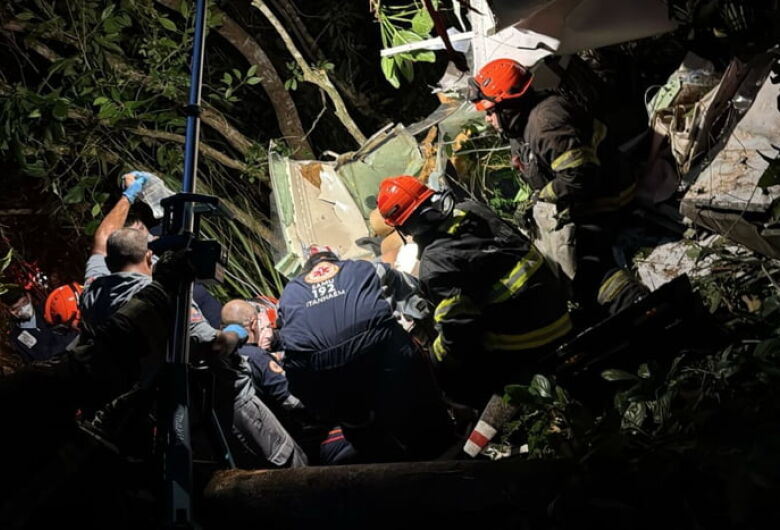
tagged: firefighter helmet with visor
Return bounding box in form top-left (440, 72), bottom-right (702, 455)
top-left (469, 59), bottom-right (533, 112)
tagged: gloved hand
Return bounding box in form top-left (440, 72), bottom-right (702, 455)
top-left (152, 249), bottom-right (196, 292)
top-left (121, 171), bottom-right (154, 203)
top-left (513, 191), bottom-right (538, 232)
top-left (223, 324), bottom-right (249, 345)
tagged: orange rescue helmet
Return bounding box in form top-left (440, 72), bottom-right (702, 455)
top-left (377, 176), bottom-right (435, 228)
top-left (469, 59), bottom-right (533, 111)
top-left (44, 282), bottom-right (83, 329)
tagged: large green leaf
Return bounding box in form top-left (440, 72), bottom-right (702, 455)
top-left (529, 374), bottom-right (552, 399)
top-left (392, 29), bottom-right (423, 47)
top-left (52, 99), bottom-right (69, 120)
top-left (410, 49), bottom-right (436, 63)
top-left (602, 369), bottom-right (639, 382)
top-left (411, 10), bottom-right (434, 35)
top-left (381, 56), bottom-right (400, 88)
top-left (396, 57), bottom-right (414, 83)
top-left (503, 384), bottom-right (536, 405)
top-left (63, 185), bottom-right (85, 204)
top-left (159, 17), bottom-right (178, 32)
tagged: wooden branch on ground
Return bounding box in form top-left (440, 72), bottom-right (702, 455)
top-left (204, 458), bottom-right (574, 528)
top-left (252, 0), bottom-right (368, 147)
top-left (155, 0), bottom-right (314, 160)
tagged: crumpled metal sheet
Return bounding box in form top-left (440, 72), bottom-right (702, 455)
top-left (680, 55), bottom-right (780, 258)
top-left (682, 55), bottom-right (780, 211)
top-left (469, 0), bottom-right (678, 70)
top-left (336, 124), bottom-right (424, 218)
top-left (635, 237), bottom-right (717, 291)
top-left (269, 152), bottom-right (372, 277)
top-left (268, 96), bottom-right (492, 278)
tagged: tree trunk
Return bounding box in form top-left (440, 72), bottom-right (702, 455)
top-left (203, 458), bottom-right (573, 529)
top-left (268, 0), bottom-right (388, 125)
top-left (252, 0), bottom-right (368, 147)
top-left (155, 0), bottom-right (314, 160)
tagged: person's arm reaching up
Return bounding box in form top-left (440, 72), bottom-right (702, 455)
top-left (92, 172), bottom-right (149, 255)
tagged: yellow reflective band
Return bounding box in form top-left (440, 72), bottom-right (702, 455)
top-left (576, 181), bottom-right (637, 216)
top-left (445, 209), bottom-right (468, 235)
top-left (551, 119), bottom-right (607, 172)
top-left (488, 247), bottom-right (545, 304)
top-left (551, 147), bottom-right (599, 171)
top-left (483, 313), bottom-right (572, 351)
top-left (592, 119), bottom-right (607, 149)
top-left (432, 335), bottom-right (448, 362)
top-left (434, 294), bottom-right (480, 323)
top-left (539, 181), bottom-right (557, 202)
top-left (597, 269), bottom-right (633, 305)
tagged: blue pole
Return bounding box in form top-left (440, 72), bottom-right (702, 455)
top-left (182, 0), bottom-right (208, 195)
top-left (162, 2), bottom-right (207, 527)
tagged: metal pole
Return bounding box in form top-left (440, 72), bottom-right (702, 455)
top-left (162, 1), bottom-right (208, 527)
top-left (182, 0), bottom-right (207, 198)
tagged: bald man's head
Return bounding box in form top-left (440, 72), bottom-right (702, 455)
top-left (221, 299), bottom-right (256, 329)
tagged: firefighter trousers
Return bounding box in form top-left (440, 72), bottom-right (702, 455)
top-left (532, 202), bottom-right (648, 324)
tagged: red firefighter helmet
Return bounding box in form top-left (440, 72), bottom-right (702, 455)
top-left (44, 282), bottom-right (84, 329)
top-left (377, 176), bottom-right (435, 228)
top-left (469, 58), bottom-right (533, 111)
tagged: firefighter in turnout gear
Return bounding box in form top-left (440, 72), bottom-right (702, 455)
top-left (377, 176), bottom-right (572, 408)
top-left (469, 58), bottom-right (648, 322)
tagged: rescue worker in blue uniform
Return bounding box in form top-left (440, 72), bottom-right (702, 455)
top-left (2, 287), bottom-right (77, 363)
top-left (223, 298), bottom-right (358, 464)
top-left (277, 246), bottom-right (454, 462)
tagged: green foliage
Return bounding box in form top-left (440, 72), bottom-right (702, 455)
top-left (687, 240), bottom-right (780, 326)
top-left (1, 0), bottom-right (282, 301)
top-left (373, 1), bottom-right (440, 87)
top-left (440, 119), bottom-right (527, 221)
top-left (220, 65), bottom-right (263, 101)
top-left (503, 374), bottom-right (590, 458)
top-left (491, 243), bottom-right (780, 471)
top-left (283, 61), bottom-right (304, 91)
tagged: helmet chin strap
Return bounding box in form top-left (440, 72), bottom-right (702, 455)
top-left (497, 105), bottom-right (527, 140)
top-left (407, 191), bottom-right (456, 237)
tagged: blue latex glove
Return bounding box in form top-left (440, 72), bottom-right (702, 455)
top-left (122, 171), bottom-right (152, 203)
top-left (223, 324), bottom-right (249, 344)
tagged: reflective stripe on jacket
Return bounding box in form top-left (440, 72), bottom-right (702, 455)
top-left (510, 92), bottom-right (636, 217)
top-left (420, 200), bottom-right (571, 362)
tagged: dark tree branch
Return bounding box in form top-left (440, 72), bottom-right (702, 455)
top-left (155, 0), bottom-right (315, 160)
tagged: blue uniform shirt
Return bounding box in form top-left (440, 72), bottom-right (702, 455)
top-left (278, 259), bottom-right (399, 370)
top-left (10, 308), bottom-right (77, 362)
top-left (239, 344), bottom-right (291, 407)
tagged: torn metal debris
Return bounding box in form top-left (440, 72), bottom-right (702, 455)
top-left (680, 51), bottom-right (780, 258)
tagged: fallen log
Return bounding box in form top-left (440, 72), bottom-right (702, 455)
top-left (203, 458), bottom-right (574, 529)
